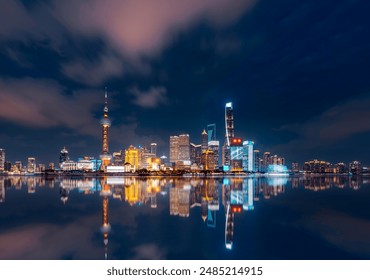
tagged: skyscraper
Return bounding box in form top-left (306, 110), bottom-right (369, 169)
top-left (59, 147), bottom-right (69, 165)
top-left (178, 134), bottom-right (190, 162)
top-left (225, 102), bottom-right (234, 146)
top-left (207, 124), bottom-right (216, 142)
top-left (150, 143), bottom-right (157, 157)
top-left (242, 141), bottom-right (254, 172)
top-left (223, 102), bottom-right (234, 167)
top-left (169, 136), bottom-right (179, 164)
top-left (254, 150), bottom-right (261, 172)
top-left (27, 157), bottom-right (36, 173)
top-left (208, 140), bottom-right (220, 170)
top-left (0, 149), bottom-right (5, 171)
top-left (201, 129), bottom-right (208, 152)
top-left (190, 143), bottom-right (202, 165)
top-left (100, 88), bottom-right (112, 169)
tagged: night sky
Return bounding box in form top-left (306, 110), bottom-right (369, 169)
top-left (0, 0), bottom-right (369, 166)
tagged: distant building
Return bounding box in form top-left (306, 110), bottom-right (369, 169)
top-left (222, 102), bottom-right (234, 166)
top-left (254, 150), bottom-right (261, 172)
top-left (207, 124), bottom-right (216, 142)
top-left (201, 129), bottom-right (208, 152)
top-left (178, 134), bottom-right (190, 162)
top-left (292, 162), bottom-right (299, 173)
top-left (150, 143), bottom-right (157, 157)
top-left (113, 151), bottom-right (124, 166)
top-left (4, 161), bottom-right (11, 172)
top-left (14, 161), bottom-right (22, 173)
top-left (263, 152), bottom-right (271, 172)
top-left (190, 143), bottom-right (202, 166)
top-left (201, 150), bottom-right (216, 171)
top-left (59, 147), bottom-right (69, 165)
top-left (0, 149), bottom-right (5, 171)
top-left (48, 162), bottom-right (55, 170)
top-left (169, 136), bottom-right (179, 164)
top-left (304, 160), bottom-right (332, 173)
top-left (242, 141), bottom-right (254, 172)
top-left (230, 137), bottom-right (243, 172)
top-left (271, 155), bottom-right (285, 165)
top-left (349, 161), bottom-right (362, 175)
top-left (334, 162), bottom-right (347, 174)
top-left (208, 140), bottom-right (220, 170)
top-left (27, 157), bottom-right (36, 173)
top-left (125, 146), bottom-right (140, 170)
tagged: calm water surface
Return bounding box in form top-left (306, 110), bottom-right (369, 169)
top-left (0, 175), bottom-right (369, 260)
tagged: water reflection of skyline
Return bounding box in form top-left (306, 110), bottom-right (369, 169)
top-left (0, 175), bottom-right (367, 259)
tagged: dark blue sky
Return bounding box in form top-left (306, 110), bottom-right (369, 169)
top-left (0, 0), bottom-right (369, 166)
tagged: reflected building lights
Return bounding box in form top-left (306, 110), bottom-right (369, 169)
top-left (0, 175), bottom-right (367, 256)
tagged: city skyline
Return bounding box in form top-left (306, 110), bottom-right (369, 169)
top-left (0, 0), bottom-right (369, 165)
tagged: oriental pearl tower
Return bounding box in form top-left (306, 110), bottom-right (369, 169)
top-left (100, 88), bottom-right (112, 170)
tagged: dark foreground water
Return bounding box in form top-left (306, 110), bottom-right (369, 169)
top-left (0, 175), bottom-right (369, 260)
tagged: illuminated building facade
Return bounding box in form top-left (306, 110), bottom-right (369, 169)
top-left (334, 162), bottom-right (347, 174)
top-left (150, 143), bottom-right (157, 157)
top-left (263, 152), bottom-right (271, 172)
top-left (100, 89), bottom-right (112, 169)
top-left (222, 102), bottom-right (234, 167)
top-left (201, 150), bottom-right (216, 171)
top-left (48, 162), bottom-right (55, 170)
top-left (242, 141), bottom-right (254, 172)
top-left (0, 149), bottom-right (5, 171)
top-left (59, 147), bottom-right (69, 165)
top-left (230, 137), bottom-right (243, 172)
top-left (292, 162), bottom-right (299, 173)
top-left (190, 143), bottom-right (202, 165)
top-left (208, 140), bottom-right (220, 170)
top-left (271, 154), bottom-right (285, 165)
top-left (304, 160), bottom-right (332, 173)
top-left (178, 134), bottom-right (190, 162)
top-left (254, 150), bottom-right (261, 172)
top-left (125, 145), bottom-right (140, 170)
top-left (27, 157), bottom-right (36, 173)
top-left (201, 129), bottom-right (208, 152)
top-left (349, 161), bottom-right (362, 175)
top-left (169, 136), bottom-right (179, 164)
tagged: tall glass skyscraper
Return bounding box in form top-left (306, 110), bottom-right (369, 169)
top-left (207, 124), bottom-right (216, 143)
top-left (242, 141), bottom-right (254, 172)
top-left (225, 102), bottom-right (234, 146)
top-left (223, 102), bottom-right (234, 167)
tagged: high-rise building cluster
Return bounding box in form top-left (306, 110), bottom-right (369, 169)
top-left (167, 102), bottom-right (287, 173)
top-left (0, 97), bottom-right (368, 175)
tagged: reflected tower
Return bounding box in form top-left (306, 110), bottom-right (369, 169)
top-left (100, 88), bottom-right (112, 170)
top-left (100, 179), bottom-right (112, 260)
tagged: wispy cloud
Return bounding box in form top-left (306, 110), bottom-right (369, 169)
top-left (0, 0), bottom-right (256, 85)
top-left (0, 77), bottom-right (101, 135)
top-left (62, 52), bottom-right (124, 86)
top-left (275, 93), bottom-right (370, 151)
top-left (129, 86), bottom-right (168, 108)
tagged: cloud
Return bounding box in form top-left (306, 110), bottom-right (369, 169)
top-left (0, 77), bottom-right (101, 135)
top-left (0, 1), bottom-right (255, 85)
top-left (275, 93), bottom-right (370, 151)
top-left (129, 86), bottom-right (168, 108)
top-left (62, 52), bottom-right (124, 86)
top-left (55, 0), bottom-right (255, 60)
